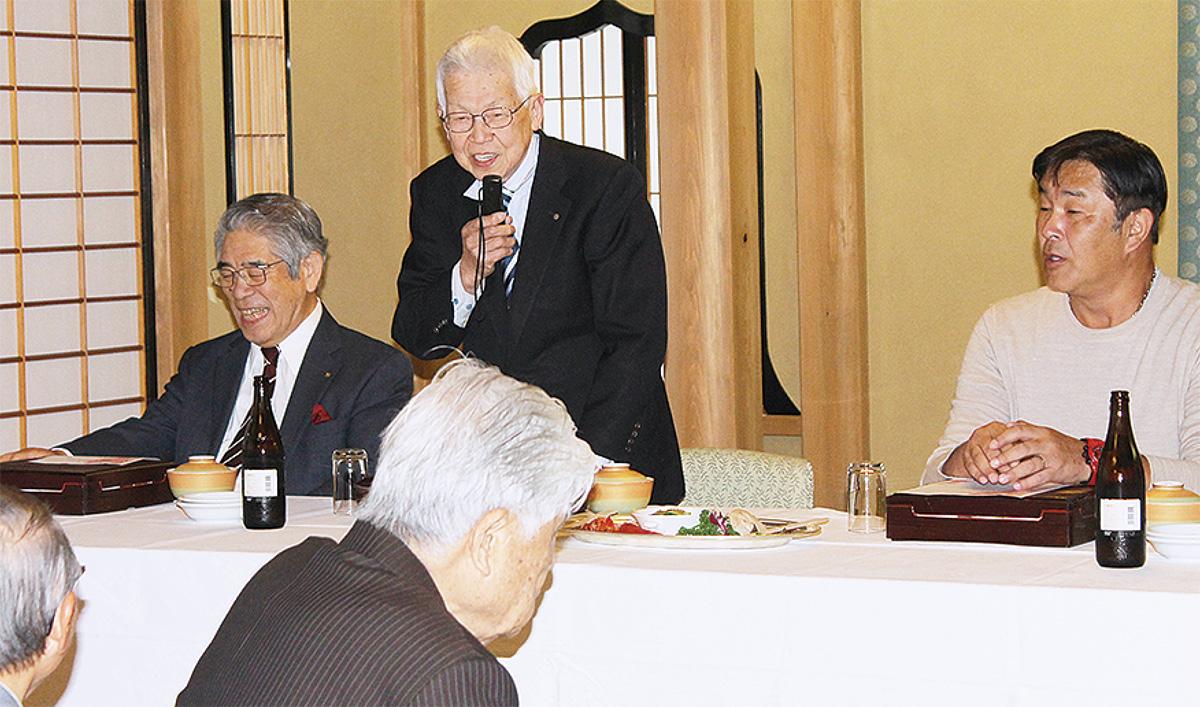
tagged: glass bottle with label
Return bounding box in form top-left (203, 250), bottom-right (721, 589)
top-left (242, 374), bottom-right (286, 529)
top-left (1095, 390), bottom-right (1145, 568)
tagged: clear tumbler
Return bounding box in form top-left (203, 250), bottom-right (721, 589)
top-left (847, 462), bottom-right (887, 533)
top-left (332, 448), bottom-right (369, 516)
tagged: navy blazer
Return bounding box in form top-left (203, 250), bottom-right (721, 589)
top-left (65, 308), bottom-right (413, 495)
top-left (393, 135), bottom-right (683, 503)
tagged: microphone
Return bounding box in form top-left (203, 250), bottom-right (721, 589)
top-left (474, 175), bottom-right (507, 319)
top-left (481, 174), bottom-right (506, 215)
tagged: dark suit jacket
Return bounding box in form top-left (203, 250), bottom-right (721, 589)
top-left (393, 135), bottom-right (683, 503)
top-left (177, 521), bottom-right (517, 706)
top-left (65, 308), bottom-right (413, 496)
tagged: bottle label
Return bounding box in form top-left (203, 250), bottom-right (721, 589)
top-left (1099, 499), bottom-right (1141, 531)
top-left (243, 469), bottom-right (278, 498)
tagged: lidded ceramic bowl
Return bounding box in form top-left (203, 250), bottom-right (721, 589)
top-left (167, 455), bottom-right (237, 498)
top-left (1146, 481), bottom-right (1200, 526)
top-left (585, 464), bottom-right (654, 514)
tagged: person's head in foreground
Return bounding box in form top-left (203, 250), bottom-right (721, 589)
top-left (360, 357), bottom-right (595, 643)
top-left (0, 486), bottom-right (82, 704)
top-left (1033, 129), bottom-right (1165, 308)
top-left (211, 192), bottom-right (328, 349)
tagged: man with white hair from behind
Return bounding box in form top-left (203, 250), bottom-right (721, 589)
top-left (178, 358), bottom-right (596, 706)
top-left (0, 486), bottom-right (83, 707)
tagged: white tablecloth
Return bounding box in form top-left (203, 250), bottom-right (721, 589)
top-left (501, 513), bottom-right (1200, 706)
top-left (33, 502), bottom-right (1200, 706)
top-left (35, 497), bottom-right (352, 707)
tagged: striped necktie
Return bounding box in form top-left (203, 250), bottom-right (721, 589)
top-left (218, 346), bottom-right (279, 470)
top-left (494, 189), bottom-right (516, 298)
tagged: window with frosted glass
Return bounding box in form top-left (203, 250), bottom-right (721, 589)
top-left (0, 0), bottom-right (150, 451)
top-left (223, 0), bottom-right (292, 201)
top-left (526, 20), bottom-right (659, 222)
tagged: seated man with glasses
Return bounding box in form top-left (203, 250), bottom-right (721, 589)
top-left (393, 26), bottom-right (683, 504)
top-left (1, 485), bottom-right (82, 707)
top-left (0, 193), bottom-right (413, 496)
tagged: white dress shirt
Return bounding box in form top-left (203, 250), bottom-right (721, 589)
top-left (450, 133), bottom-right (541, 326)
top-left (216, 300), bottom-right (324, 460)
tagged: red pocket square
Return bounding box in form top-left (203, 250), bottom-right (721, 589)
top-left (311, 404), bottom-right (333, 425)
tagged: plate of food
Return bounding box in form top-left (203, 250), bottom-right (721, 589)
top-left (564, 508), bottom-right (825, 549)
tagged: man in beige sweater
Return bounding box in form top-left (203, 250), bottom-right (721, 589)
top-left (926, 129), bottom-right (1200, 492)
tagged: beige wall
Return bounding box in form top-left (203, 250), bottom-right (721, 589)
top-left (756, 0), bottom-right (801, 408)
top-left (289, 0), bottom-right (418, 344)
top-left (862, 0), bottom-right (1178, 491)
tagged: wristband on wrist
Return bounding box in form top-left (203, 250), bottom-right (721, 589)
top-left (1081, 438), bottom-right (1103, 485)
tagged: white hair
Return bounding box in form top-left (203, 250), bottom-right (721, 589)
top-left (358, 359), bottom-right (595, 550)
top-left (436, 26), bottom-right (539, 113)
top-left (0, 486), bottom-right (81, 673)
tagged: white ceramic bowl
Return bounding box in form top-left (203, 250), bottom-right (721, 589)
top-left (176, 493), bottom-right (241, 523)
top-left (631, 506), bottom-right (702, 535)
top-left (1147, 523), bottom-right (1200, 560)
top-left (177, 492), bottom-right (240, 505)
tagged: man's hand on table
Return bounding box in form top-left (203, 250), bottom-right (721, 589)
top-left (944, 421), bottom-right (1009, 484)
top-left (0, 447), bottom-right (66, 463)
top-left (945, 421), bottom-right (1089, 490)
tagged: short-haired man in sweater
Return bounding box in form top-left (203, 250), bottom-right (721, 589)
top-left (925, 129), bottom-right (1200, 492)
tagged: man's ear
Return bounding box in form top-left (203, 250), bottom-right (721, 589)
top-left (300, 251), bottom-right (324, 293)
top-left (1122, 207), bottom-right (1154, 253)
top-left (42, 591), bottom-right (78, 660)
top-left (464, 508), bottom-right (515, 578)
top-left (529, 93), bottom-right (546, 132)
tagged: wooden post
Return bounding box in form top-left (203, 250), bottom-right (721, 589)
top-left (793, 0), bottom-right (869, 509)
top-left (657, 0), bottom-right (762, 451)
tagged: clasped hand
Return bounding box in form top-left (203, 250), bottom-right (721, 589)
top-left (458, 212), bottom-right (516, 292)
top-left (948, 420), bottom-right (1089, 490)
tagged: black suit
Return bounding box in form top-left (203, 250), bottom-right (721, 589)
top-left (393, 135), bottom-right (683, 503)
top-left (65, 308), bottom-right (413, 495)
top-left (177, 521), bottom-right (517, 706)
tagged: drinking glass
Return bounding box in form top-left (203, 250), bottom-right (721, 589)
top-left (847, 462), bottom-right (887, 533)
top-left (332, 449), bottom-right (369, 515)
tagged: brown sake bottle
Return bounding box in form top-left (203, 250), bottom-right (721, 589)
top-left (242, 375), bottom-right (286, 529)
top-left (1095, 390), bottom-right (1145, 568)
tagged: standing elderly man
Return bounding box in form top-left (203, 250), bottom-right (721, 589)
top-left (0, 193), bottom-right (413, 495)
top-left (1, 486), bottom-right (82, 707)
top-left (925, 129), bottom-right (1200, 491)
top-left (393, 26), bottom-right (683, 504)
top-left (177, 359), bottom-right (596, 705)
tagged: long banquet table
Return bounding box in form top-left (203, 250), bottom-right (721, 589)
top-left (32, 497), bottom-right (1200, 706)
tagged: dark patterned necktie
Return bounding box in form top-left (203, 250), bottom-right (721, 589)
top-left (218, 346), bottom-right (278, 470)
top-left (494, 189), bottom-right (516, 298)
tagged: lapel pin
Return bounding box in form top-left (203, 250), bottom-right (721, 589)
top-left (553, 213), bottom-right (560, 220)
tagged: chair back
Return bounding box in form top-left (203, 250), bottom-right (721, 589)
top-left (679, 448), bottom-right (814, 508)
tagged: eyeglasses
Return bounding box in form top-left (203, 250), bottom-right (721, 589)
top-left (441, 96), bottom-right (534, 134)
top-left (210, 260), bottom-right (286, 288)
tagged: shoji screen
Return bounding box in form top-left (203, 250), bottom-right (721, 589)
top-left (0, 0), bottom-right (148, 451)
top-left (224, 0), bottom-right (291, 201)
top-left (534, 26), bottom-right (659, 219)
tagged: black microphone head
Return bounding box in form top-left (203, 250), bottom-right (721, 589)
top-left (481, 174), bottom-right (505, 215)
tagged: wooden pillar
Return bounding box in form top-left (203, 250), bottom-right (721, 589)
top-left (657, 0), bottom-right (762, 451)
top-left (793, 0), bottom-right (869, 509)
top-left (145, 0), bottom-right (212, 392)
